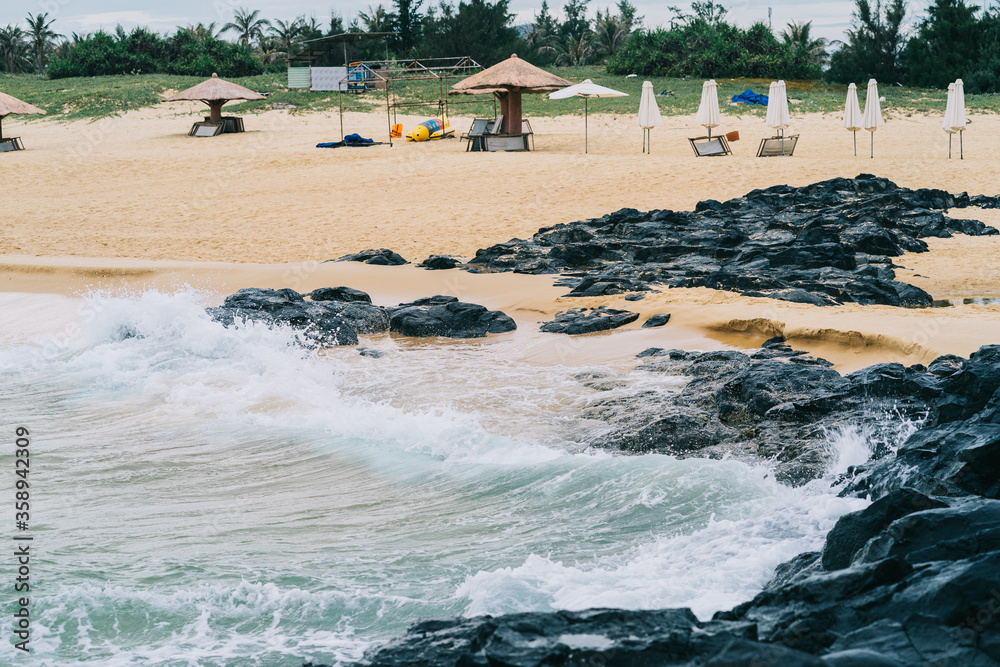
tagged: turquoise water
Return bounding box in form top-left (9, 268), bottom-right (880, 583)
top-left (0, 290), bottom-right (873, 666)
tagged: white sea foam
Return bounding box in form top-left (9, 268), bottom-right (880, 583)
top-left (0, 290), bottom-right (905, 664)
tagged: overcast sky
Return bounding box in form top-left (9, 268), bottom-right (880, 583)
top-left (1, 0), bottom-right (948, 44)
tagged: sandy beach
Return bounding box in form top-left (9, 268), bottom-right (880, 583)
top-left (5, 104), bottom-right (1000, 371)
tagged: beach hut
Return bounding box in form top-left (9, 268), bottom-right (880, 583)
top-left (164, 73), bottom-right (265, 136)
top-left (695, 80), bottom-right (722, 139)
top-left (638, 81), bottom-right (661, 154)
top-left (548, 78), bottom-right (627, 153)
top-left (862, 79), bottom-right (884, 158)
top-left (0, 91), bottom-right (46, 151)
top-left (451, 54), bottom-right (570, 150)
top-left (843, 83), bottom-right (863, 156)
top-left (944, 79), bottom-right (966, 159)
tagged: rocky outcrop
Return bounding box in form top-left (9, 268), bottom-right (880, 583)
top-left (466, 175), bottom-right (999, 307)
top-left (388, 296), bottom-right (516, 338)
top-left (336, 248), bottom-right (409, 265)
top-left (346, 343), bottom-right (1000, 667)
top-left (207, 287), bottom-right (385, 346)
top-left (540, 307), bottom-right (640, 335)
top-left (418, 255), bottom-right (462, 270)
top-left (643, 313), bottom-right (671, 328)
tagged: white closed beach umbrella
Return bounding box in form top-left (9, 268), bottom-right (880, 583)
top-left (950, 79), bottom-right (967, 159)
top-left (766, 80), bottom-right (791, 154)
top-left (843, 83), bottom-right (863, 156)
top-left (549, 78), bottom-right (628, 153)
top-left (862, 78), bottom-right (883, 158)
top-left (695, 80), bottom-right (722, 138)
top-left (637, 81), bottom-right (661, 154)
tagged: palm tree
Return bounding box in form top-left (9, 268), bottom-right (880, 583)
top-left (25, 12), bottom-right (61, 75)
top-left (254, 34), bottom-right (284, 64)
top-left (553, 33), bottom-right (594, 66)
top-left (358, 5), bottom-right (389, 33)
top-left (781, 20), bottom-right (830, 66)
top-left (268, 18), bottom-right (302, 58)
top-left (183, 22), bottom-right (222, 42)
top-left (223, 8), bottom-right (270, 47)
top-left (593, 11), bottom-right (627, 58)
top-left (0, 26), bottom-right (30, 73)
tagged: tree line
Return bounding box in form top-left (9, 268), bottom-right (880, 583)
top-left (0, 0), bottom-right (998, 93)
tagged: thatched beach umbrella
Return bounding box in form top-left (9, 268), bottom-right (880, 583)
top-left (164, 73), bottom-right (265, 124)
top-left (0, 91), bottom-right (46, 143)
top-left (451, 54), bottom-right (570, 136)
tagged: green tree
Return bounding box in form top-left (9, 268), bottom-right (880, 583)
top-left (780, 20), bottom-right (830, 66)
top-left (593, 10), bottom-right (627, 59)
top-left (223, 8), bottom-right (271, 47)
top-left (616, 0), bottom-right (641, 32)
top-left (268, 18), bottom-right (303, 58)
top-left (329, 11), bottom-right (346, 35)
top-left (392, 0), bottom-right (424, 51)
top-left (903, 0), bottom-right (980, 88)
top-left (561, 0), bottom-right (591, 41)
top-left (827, 0), bottom-right (908, 83)
top-left (419, 0), bottom-right (517, 66)
top-left (25, 12), bottom-right (61, 74)
top-left (360, 5), bottom-right (390, 32)
top-left (0, 25), bottom-right (30, 73)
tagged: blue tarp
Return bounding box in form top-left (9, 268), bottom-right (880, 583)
top-left (731, 89), bottom-right (769, 106)
top-left (317, 133), bottom-right (376, 148)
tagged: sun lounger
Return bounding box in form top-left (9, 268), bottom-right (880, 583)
top-left (0, 137), bottom-right (24, 152)
top-left (757, 135), bottom-right (799, 157)
top-left (189, 121), bottom-right (224, 137)
top-left (462, 118), bottom-right (490, 151)
top-left (522, 119), bottom-right (534, 151)
top-left (202, 116), bottom-right (245, 133)
top-left (689, 135), bottom-right (732, 157)
top-left (488, 115), bottom-right (504, 135)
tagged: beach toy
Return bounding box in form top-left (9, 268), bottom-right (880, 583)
top-left (406, 117), bottom-right (453, 141)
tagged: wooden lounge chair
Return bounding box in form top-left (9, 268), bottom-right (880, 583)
top-left (689, 135), bottom-right (732, 157)
top-left (757, 135), bottom-right (799, 157)
top-left (0, 137), bottom-right (24, 152)
top-left (189, 121), bottom-right (224, 137)
top-left (462, 118), bottom-right (490, 152)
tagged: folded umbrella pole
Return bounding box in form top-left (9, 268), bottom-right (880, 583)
top-left (637, 81), bottom-right (661, 154)
top-left (696, 80), bottom-right (721, 139)
top-left (862, 79), bottom-right (883, 159)
top-left (843, 83), bottom-right (863, 156)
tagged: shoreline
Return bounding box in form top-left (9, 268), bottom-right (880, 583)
top-left (7, 253), bottom-right (1000, 373)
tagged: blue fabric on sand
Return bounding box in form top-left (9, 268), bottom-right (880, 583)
top-left (731, 89), bottom-right (769, 106)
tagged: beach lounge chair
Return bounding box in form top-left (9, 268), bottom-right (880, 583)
top-left (522, 119), bottom-right (534, 151)
top-left (201, 116), bottom-right (246, 133)
top-left (0, 137), bottom-right (24, 152)
top-left (462, 118), bottom-right (490, 152)
top-left (689, 135), bottom-right (732, 157)
top-left (757, 135), bottom-right (799, 157)
top-left (189, 121), bottom-right (224, 137)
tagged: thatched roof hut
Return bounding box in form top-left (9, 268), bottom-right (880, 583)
top-left (0, 91), bottom-right (46, 141)
top-left (164, 73), bottom-right (265, 123)
top-left (451, 55), bottom-right (569, 135)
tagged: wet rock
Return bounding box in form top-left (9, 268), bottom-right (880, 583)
top-left (642, 313), bottom-right (671, 328)
top-left (540, 307), bottom-right (639, 335)
top-left (388, 296), bottom-right (516, 338)
top-left (418, 255), bottom-right (461, 270)
top-left (207, 288), bottom-right (360, 346)
top-left (309, 286), bottom-right (372, 303)
top-left (357, 347), bottom-right (385, 358)
top-left (336, 248), bottom-right (409, 265)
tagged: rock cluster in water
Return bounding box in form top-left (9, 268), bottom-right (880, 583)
top-left (464, 174), bottom-right (998, 307)
top-left (339, 343), bottom-right (1000, 667)
top-left (208, 288), bottom-right (515, 343)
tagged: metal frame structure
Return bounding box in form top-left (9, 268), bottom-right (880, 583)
top-left (336, 57), bottom-right (492, 147)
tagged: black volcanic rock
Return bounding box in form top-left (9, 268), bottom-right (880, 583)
top-left (643, 313), bottom-right (671, 328)
top-left (467, 175), bottom-right (996, 308)
top-left (336, 248), bottom-right (409, 265)
top-left (540, 307), bottom-right (639, 334)
top-left (418, 255), bottom-right (462, 270)
top-left (350, 343), bottom-right (1000, 667)
top-left (207, 287), bottom-right (363, 346)
top-left (309, 286), bottom-right (372, 303)
top-left (388, 296), bottom-right (516, 338)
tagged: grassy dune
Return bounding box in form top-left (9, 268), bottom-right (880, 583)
top-left (2, 66), bottom-right (997, 123)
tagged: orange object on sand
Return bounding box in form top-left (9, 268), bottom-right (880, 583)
top-left (390, 123), bottom-right (402, 138)
top-left (725, 130), bottom-right (740, 142)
